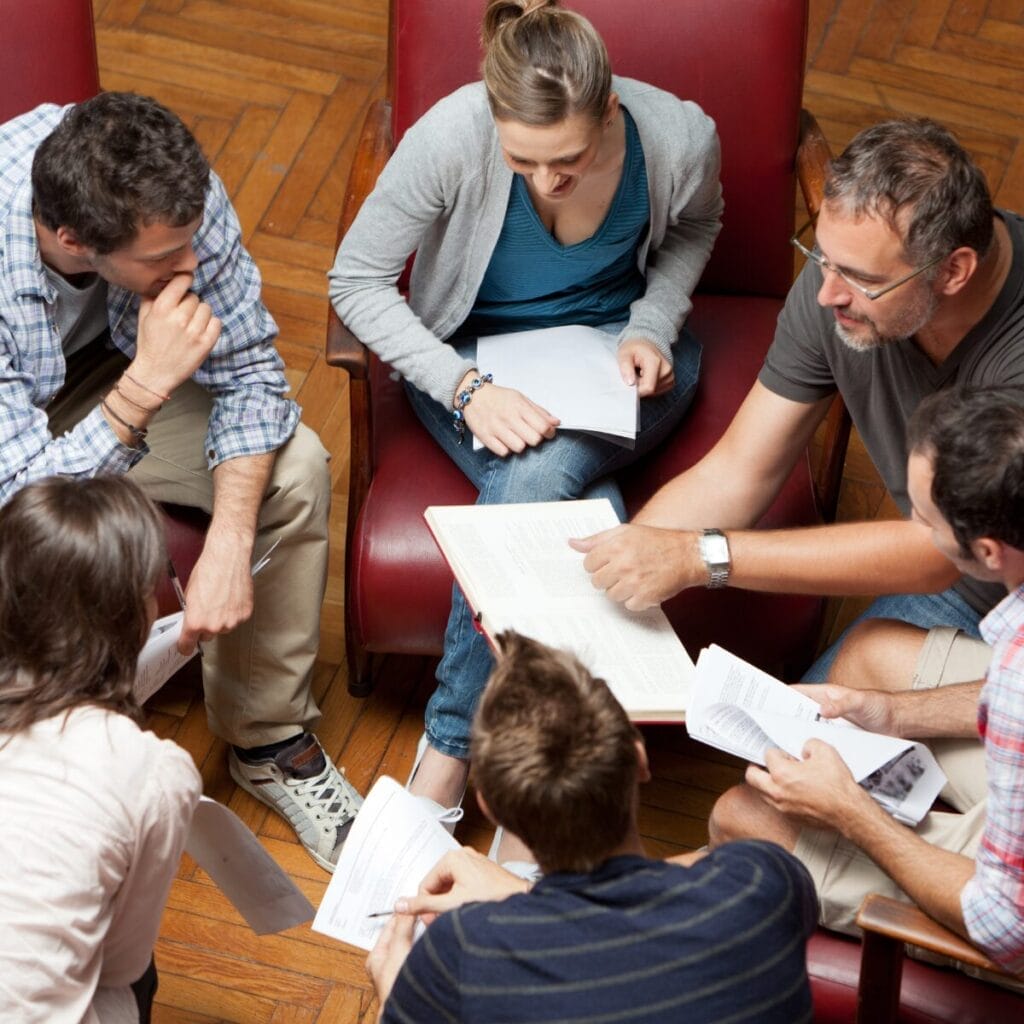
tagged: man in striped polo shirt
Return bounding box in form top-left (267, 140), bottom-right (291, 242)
top-left (367, 631), bottom-right (817, 1024)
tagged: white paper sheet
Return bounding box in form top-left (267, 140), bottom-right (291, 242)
top-left (312, 776), bottom-right (459, 951)
top-left (134, 612), bottom-right (197, 703)
top-left (688, 645), bottom-right (946, 825)
top-left (185, 797), bottom-right (315, 935)
top-left (475, 325), bottom-right (639, 449)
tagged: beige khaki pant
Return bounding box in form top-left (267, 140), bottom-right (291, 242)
top-left (48, 342), bottom-right (330, 748)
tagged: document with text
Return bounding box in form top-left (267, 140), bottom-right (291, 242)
top-left (424, 498), bottom-right (694, 722)
top-left (313, 776), bottom-right (459, 951)
top-left (688, 645), bottom-right (947, 826)
top-left (475, 325), bottom-right (639, 449)
top-left (134, 612), bottom-right (196, 704)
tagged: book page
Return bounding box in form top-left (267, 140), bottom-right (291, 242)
top-left (689, 646), bottom-right (947, 825)
top-left (476, 326), bottom-right (638, 440)
top-left (312, 777), bottom-right (459, 952)
top-left (425, 500), bottom-right (693, 719)
top-left (687, 645), bottom-right (824, 758)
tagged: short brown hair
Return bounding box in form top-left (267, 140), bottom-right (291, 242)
top-left (481, 0), bottom-right (612, 125)
top-left (471, 631), bottom-right (640, 873)
top-left (32, 91), bottom-right (210, 254)
top-left (823, 118), bottom-right (993, 266)
top-left (0, 476), bottom-right (166, 732)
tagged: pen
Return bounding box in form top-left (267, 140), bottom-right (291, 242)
top-left (167, 558), bottom-right (203, 657)
top-left (366, 910), bottom-right (394, 918)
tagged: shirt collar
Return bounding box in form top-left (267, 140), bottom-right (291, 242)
top-left (980, 583), bottom-right (1024, 646)
top-left (4, 176), bottom-right (56, 302)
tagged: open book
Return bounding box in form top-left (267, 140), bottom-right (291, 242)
top-left (312, 776), bottom-right (459, 951)
top-left (688, 645), bottom-right (947, 826)
top-left (424, 498), bottom-right (694, 722)
top-left (475, 325), bottom-right (639, 449)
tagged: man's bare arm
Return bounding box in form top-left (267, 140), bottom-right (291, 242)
top-left (179, 452), bottom-right (274, 652)
top-left (748, 742), bottom-right (975, 940)
top-left (636, 381), bottom-right (833, 529)
top-left (801, 682), bottom-right (984, 739)
top-left (573, 382), bottom-right (959, 609)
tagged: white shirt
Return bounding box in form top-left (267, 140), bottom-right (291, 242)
top-left (0, 706), bottom-right (201, 1023)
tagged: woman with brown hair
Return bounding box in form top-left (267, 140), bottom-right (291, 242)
top-left (0, 476), bottom-right (201, 1023)
top-left (330, 0), bottom-right (721, 857)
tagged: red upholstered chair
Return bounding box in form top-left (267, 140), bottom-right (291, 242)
top-left (328, 0), bottom-right (841, 693)
top-left (3, 0), bottom-right (208, 617)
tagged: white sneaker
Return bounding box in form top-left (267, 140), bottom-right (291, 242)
top-left (407, 732), bottom-right (465, 835)
top-left (488, 826), bottom-right (541, 883)
top-left (229, 733), bottom-right (363, 872)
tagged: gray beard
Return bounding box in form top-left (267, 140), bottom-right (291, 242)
top-left (832, 290), bottom-right (939, 352)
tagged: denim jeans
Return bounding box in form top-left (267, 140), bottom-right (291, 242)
top-left (802, 585), bottom-right (984, 682)
top-left (406, 327), bottom-right (702, 758)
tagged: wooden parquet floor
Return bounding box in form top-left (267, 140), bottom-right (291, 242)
top-left (86, 1), bottom-right (1024, 1020)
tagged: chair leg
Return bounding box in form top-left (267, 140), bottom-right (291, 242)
top-left (346, 633), bottom-right (375, 698)
top-left (857, 931), bottom-right (904, 1024)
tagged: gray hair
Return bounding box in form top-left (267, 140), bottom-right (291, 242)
top-left (823, 118), bottom-right (993, 266)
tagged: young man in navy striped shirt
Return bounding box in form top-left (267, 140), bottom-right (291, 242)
top-left (367, 632), bottom-right (817, 1024)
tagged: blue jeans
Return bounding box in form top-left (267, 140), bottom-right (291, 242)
top-left (802, 585), bottom-right (984, 682)
top-left (406, 327), bottom-right (702, 758)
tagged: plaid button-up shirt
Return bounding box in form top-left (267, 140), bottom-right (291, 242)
top-left (0, 104), bottom-right (299, 502)
top-left (962, 584), bottom-right (1024, 973)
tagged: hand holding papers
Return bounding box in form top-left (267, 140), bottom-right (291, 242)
top-left (313, 776), bottom-right (459, 951)
top-left (135, 612), bottom-right (193, 703)
top-left (475, 325), bottom-right (639, 450)
top-left (136, 541), bottom-right (283, 703)
top-left (687, 646), bottom-right (947, 826)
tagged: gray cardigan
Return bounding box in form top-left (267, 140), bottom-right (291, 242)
top-left (329, 77), bottom-right (723, 407)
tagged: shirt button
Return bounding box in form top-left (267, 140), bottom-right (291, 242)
top-left (208, 449), bottom-right (216, 460)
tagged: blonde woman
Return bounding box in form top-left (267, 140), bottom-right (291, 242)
top-left (0, 477), bottom-right (201, 1023)
top-left (330, 0), bottom-right (721, 853)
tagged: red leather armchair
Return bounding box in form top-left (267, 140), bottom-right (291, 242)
top-left (3, 0), bottom-right (207, 616)
top-left (328, 0), bottom-right (840, 696)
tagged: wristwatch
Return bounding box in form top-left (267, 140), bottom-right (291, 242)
top-left (698, 529), bottom-right (731, 589)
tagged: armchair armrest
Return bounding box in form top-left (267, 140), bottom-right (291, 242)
top-left (854, 893), bottom-right (1012, 1024)
top-left (325, 98), bottom-right (394, 379)
top-left (796, 108), bottom-right (831, 219)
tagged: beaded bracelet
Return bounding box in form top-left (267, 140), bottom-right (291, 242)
top-left (451, 372), bottom-right (493, 445)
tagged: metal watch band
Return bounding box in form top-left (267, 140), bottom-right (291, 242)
top-left (699, 528), bottom-right (731, 589)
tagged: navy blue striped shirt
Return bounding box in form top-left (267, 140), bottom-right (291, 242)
top-left (383, 840), bottom-right (817, 1024)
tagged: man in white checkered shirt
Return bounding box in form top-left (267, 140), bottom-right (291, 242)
top-left (0, 91), bottom-right (362, 872)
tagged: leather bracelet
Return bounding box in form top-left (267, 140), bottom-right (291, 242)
top-left (122, 370), bottom-right (171, 404)
top-left (100, 397), bottom-right (148, 445)
top-left (452, 372), bottom-right (493, 445)
top-left (112, 383), bottom-right (161, 414)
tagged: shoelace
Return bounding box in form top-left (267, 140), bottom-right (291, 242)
top-left (434, 805), bottom-right (464, 825)
top-left (294, 761), bottom-right (359, 822)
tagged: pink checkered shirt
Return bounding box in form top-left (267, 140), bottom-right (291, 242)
top-left (962, 584), bottom-right (1024, 973)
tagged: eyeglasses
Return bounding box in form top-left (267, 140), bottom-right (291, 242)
top-left (790, 220), bottom-right (945, 301)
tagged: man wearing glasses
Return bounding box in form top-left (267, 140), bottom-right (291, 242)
top-left (573, 117), bottom-right (1022, 684)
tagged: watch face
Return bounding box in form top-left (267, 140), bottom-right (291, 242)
top-left (701, 532), bottom-right (729, 566)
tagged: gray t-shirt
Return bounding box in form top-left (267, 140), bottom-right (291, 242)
top-left (43, 265), bottom-right (108, 358)
top-left (759, 210), bottom-right (1024, 614)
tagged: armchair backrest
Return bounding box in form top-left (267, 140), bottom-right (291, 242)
top-left (388, 0), bottom-right (807, 300)
top-left (0, 0), bottom-right (100, 122)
